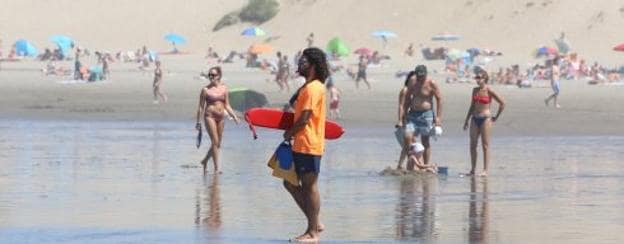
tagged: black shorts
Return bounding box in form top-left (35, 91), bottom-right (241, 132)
top-left (293, 152), bottom-right (322, 175)
top-left (356, 71), bottom-right (367, 80)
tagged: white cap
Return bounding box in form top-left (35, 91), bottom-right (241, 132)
top-left (410, 142), bottom-right (425, 154)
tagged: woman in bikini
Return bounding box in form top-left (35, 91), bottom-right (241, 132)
top-left (196, 66), bottom-right (239, 173)
top-left (463, 70), bottom-right (505, 177)
top-left (153, 60), bottom-right (168, 104)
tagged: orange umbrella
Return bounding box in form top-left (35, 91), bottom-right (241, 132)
top-left (249, 44), bottom-right (273, 54)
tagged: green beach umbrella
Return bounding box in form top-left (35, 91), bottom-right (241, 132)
top-left (326, 37), bottom-right (350, 57)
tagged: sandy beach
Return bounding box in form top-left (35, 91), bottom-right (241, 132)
top-left (1, 56), bottom-right (623, 137)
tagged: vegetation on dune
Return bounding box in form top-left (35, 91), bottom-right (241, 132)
top-left (213, 0), bottom-right (280, 32)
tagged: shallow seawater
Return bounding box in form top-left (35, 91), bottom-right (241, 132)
top-left (1, 119), bottom-right (623, 243)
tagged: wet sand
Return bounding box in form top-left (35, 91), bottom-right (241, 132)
top-left (1, 120), bottom-right (624, 243)
top-left (1, 57), bottom-right (624, 243)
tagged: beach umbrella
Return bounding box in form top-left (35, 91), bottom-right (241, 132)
top-left (241, 27), bottom-right (266, 36)
top-left (164, 33), bottom-right (187, 45)
top-left (536, 46), bottom-right (557, 55)
top-left (613, 43), bottom-right (624, 52)
top-left (354, 47), bottom-right (372, 56)
top-left (14, 39), bottom-right (38, 57)
top-left (249, 43), bottom-right (273, 54)
top-left (371, 30), bottom-right (397, 38)
top-left (326, 37), bottom-right (350, 57)
top-left (432, 34), bottom-right (461, 41)
top-left (228, 88), bottom-right (268, 112)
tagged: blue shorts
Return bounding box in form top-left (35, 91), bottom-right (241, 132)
top-left (405, 110), bottom-right (434, 136)
top-left (293, 152), bottom-right (321, 175)
top-left (552, 80), bottom-right (560, 95)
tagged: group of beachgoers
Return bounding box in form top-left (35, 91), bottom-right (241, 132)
top-left (395, 65), bottom-right (505, 176)
top-left (489, 53), bottom-right (622, 88)
top-left (189, 45), bottom-right (508, 241)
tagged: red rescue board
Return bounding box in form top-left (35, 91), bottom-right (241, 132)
top-left (244, 108), bottom-right (344, 140)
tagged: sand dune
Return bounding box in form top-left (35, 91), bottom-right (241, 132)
top-left (1, 0), bottom-right (624, 65)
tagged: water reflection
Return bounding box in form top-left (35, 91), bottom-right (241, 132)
top-left (468, 177), bottom-right (490, 243)
top-left (394, 175), bottom-right (438, 241)
top-left (195, 174), bottom-right (222, 232)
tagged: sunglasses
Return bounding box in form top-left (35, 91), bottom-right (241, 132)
top-left (475, 76), bottom-right (482, 79)
top-left (208, 73), bottom-right (219, 78)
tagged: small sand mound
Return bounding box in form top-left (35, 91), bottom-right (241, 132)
top-left (379, 167), bottom-right (438, 176)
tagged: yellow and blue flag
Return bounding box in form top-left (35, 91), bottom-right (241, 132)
top-left (267, 142), bottom-right (299, 186)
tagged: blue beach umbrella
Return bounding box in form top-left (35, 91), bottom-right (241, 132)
top-left (371, 30), bottom-right (397, 38)
top-left (164, 33), bottom-right (187, 45)
top-left (14, 39), bottom-right (38, 57)
top-left (241, 27), bottom-right (266, 36)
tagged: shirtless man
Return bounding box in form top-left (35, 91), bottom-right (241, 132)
top-left (153, 60), bottom-right (167, 104)
top-left (400, 65), bottom-right (443, 167)
top-left (544, 57), bottom-right (561, 108)
top-left (355, 55), bottom-right (371, 89)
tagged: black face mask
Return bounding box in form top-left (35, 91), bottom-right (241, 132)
top-left (297, 66), bottom-right (309, 77)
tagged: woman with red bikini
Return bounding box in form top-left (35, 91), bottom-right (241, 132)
top-left (463, 70), bottom-right (505, 177)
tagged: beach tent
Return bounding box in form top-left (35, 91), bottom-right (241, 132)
top-left (50, 35), bottom-right (74, 57)
top-left (14, 39), bottom-right (38, 57)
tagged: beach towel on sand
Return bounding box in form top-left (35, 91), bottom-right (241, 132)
top-left (267, 142), bottom-right (299, 186)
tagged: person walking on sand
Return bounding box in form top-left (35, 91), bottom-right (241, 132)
top-left (463, 70), bottom-right (505, 177)
top-left (153, 60), bottom-right (168, 104)
top-left (356, 55), bottom-right (371, 89)
top-left (280, 55), bottom-right (291, 92)
top-left (196, 66), bottom-right (239, 173)
top-left (282, 47), bottom-right (328, 242)
top-left (306, 33), bottom-right (314, 48)
top-left (274, 52), bottom-right (285, 91)
top-left (544, 56), bottom-right (561, 108)
top-left (395, 71), bottom-right (417, 169)
top-left (401, 65), bottom-right (443, 167)
top-left (327, 81), bottom-right (341, 119)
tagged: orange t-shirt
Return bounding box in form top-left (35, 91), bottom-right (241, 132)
top-left (292, 80), bottom-right (326, 156)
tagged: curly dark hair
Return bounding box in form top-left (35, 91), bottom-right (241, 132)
top-left (302, 47), bottom-right (329, 83)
